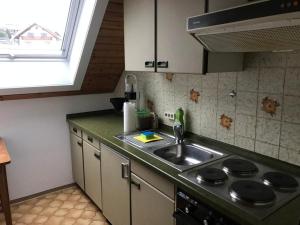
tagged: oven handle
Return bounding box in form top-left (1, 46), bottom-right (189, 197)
top-left (173, 209), bottom-right (201, 225)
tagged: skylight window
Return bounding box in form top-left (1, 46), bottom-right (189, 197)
top-left (0, 0), bottom-right (80, 59)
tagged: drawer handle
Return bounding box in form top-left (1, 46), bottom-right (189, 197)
top-left (87, 136), bottom-right (93, 143)
top-left (145, 61), bottom-right (155, 68)
top-left (157, 61), bottom-right (169, 68)
top-left (73, 128), bottom-right (77, 133)
top-left (131, 180), bottom-right (141, 190)
top-left (77, 141), bottom-right (83, 147)
top-left (94, 153), bottom-right (100, 160)
top-left (121, 163), bottom-right (129, 179)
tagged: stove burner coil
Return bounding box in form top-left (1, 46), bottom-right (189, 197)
top-left (196, 167), bottom-right (228, 185)
top-left (262, 172), bottom-right (299, 192)
top-left (222, 158), bottom-right (258, 177)
top-left (229, 180), bottom-right (276, 207)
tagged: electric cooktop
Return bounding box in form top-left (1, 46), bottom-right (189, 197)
top-left (179, 155), bottom-right (300, 220)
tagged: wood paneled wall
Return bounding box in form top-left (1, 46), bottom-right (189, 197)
top-left (81, 0), bottom-right (124, 93)
top-left (0, 0), bottom-right (124, 101)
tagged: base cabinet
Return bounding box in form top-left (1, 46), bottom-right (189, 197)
top-left (70, 133), bottom-right (85, 190)
top-left (131, 173), bottom-right (175, 225)
top-left (83, 141), bottom-right (102, 209)
top-left (101, 144), bottom-right (130, 225)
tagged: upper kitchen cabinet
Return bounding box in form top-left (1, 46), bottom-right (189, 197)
top-left (124, 0), bottom-right (244, 74)
top-left (124, 0), bottom-right (155, 72)
top-left (156, 0), bottom-right (205, 74)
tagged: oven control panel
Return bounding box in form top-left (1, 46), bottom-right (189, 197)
top-left (176, 190), bottom-right (239, 225)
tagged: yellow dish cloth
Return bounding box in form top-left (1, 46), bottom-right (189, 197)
top-left (134, 134), bottom-right (163, 143)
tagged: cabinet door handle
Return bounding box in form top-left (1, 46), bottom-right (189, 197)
top-left (87, 136), bottom-right (93, 143)
top-left (121, 163), bottom-right (129, 179)
top-left (73, 128), bottom-right (77, 133)
top-left (94, 153), bottom-right (100, 160)
top-left (157, 61), bottom-right (169, 68)
top-left (77, 141), bottom-right (82, 147)
top-left (131, 180), bottom-right (141, 190)
top-left (145, 61), bottom-right (155, 68)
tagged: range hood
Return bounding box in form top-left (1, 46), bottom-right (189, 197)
top-left (187, 0), bottom-right (300, 52)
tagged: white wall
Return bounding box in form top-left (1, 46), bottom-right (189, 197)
top-left (0, 93), bottom-right (113, 200)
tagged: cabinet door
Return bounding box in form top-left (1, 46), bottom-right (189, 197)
top-left (101, 144), bottom-right (130, 225)
top-left (83, 141), bottom-right (102, 209)
top-left (70, 133), bottom-right (84, 190)
top-left (157, 0), bottom-right (205, 74)
top-left (124, 0), bottom-right (155, 71)
top-left (131, 173), bottom-right (175, 225)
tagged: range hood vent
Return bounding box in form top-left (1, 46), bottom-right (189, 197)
top-left (187, 0), bottom-right (300, 52)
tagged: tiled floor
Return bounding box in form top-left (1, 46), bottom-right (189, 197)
top-left (0, 186), bottom-right (109, 225)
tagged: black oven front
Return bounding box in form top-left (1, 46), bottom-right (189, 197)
top-left (174, 190), bottom-right (239, 225)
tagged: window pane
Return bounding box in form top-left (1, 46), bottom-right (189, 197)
top-left (0, 0), bottom-right (73, 56)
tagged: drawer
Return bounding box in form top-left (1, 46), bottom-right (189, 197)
top-left (83, 132), bottom-right (100, 149)
top-left (131, 160), bottom-right (175, 200)
top-left (70, 124), bottom-right (82, 138)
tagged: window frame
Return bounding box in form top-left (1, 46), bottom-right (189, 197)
top-left (0, 0), bottom-right (81, 60)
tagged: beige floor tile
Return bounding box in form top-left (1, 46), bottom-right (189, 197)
top-left (14, 204), bottom-right (32, 213)
top-left (0, 186), bottom-right (107, 225)
top-left (61, 201), bottom-right (75, 210)
top-left (11, 212), bottom-right (22, 220)
top-left (56, 193), bottom-right (69, 201)
top-left (66, 209), bottom-right (83, 219)
top-left (81, 211), bottom-right (96, 219)
top-left (90, 221), bottom-right (108, 225)
top-left (30, 206), bottom-right (44, 214)
top-left (40, 207), bottom-right (57, 216)
top-left (54, 209), bottom-right (70, 217)
top-left (17, 214), bottom-right (37, 224)
top-left (61, 218), bottom-right (76, 225)
top-left (74, 203), bottom-right (87, 210)
top-left (74, 218), bottom-right (92, 225)
top-left (49, 200), bottom-right (64, 208)
top-left (68, 195), bottom-right (81, 202)
top-left (44, 216), bottom-right (64, 225)
top-left (85, 204), bottom-right (97, 212)
top-left (62, 188), bottom-right (74, 194)
top-left (36, 199), bottom-right (52, 207)
top-left (78, 197), bottom-right (89, 203)
top-left (93, 213), bottom-right (106, 222)
top-left (34, 215), bottom-right (49, 224)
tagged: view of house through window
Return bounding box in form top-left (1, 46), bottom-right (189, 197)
top-left (0, 0), bottom-right (78, 58)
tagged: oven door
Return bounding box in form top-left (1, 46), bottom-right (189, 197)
top-left (173, 209), bottom-right (202, 225)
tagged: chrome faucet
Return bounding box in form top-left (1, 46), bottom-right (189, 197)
top-left (173, 123), bottom-right (184, 144)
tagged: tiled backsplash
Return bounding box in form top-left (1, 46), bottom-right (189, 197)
top-left (115, 52), bottom-right (300, 166)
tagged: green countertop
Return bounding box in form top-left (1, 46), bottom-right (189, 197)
top-left (67, 110), bottom-right (300, 225)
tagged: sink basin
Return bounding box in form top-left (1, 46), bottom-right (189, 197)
top-left (152, 142), bottom-right (225, 171)
top-left (115, 131), bottom-right (226, 171)
top-left (153, 144), bottom-right (214, 166)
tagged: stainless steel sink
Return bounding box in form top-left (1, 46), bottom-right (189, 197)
top-left (153, 142), bottom-right (224, 171)
top-left (114, 132), bottom-right (226, 171)
top-left (153, 144), bottom-right (214, 166)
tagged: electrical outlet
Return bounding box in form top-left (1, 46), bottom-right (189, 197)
top-left (164, 112), bottom-right (175, 120)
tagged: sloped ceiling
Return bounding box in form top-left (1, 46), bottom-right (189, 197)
top-left (81, 0), bottom-right (124, 93)
top-left (0, 0), bottom-right (124, 101)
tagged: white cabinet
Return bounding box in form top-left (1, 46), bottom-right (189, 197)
top-left (83, 141), bottom-right (102, 209)
top-left (124, 0), bottom-right (155, 72)
top-left (70, 133), bottom-right (85, 190)
top-left (131, 173), bottom-right (175, 225)
top-left (156, 0), bottom-right (205, 74)
top-left (124, 0), bottom-right (204, 73)
top-left (101, 144), bottom-right (130, 225)
top-left (124, 0), bottom-right (244, 74)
